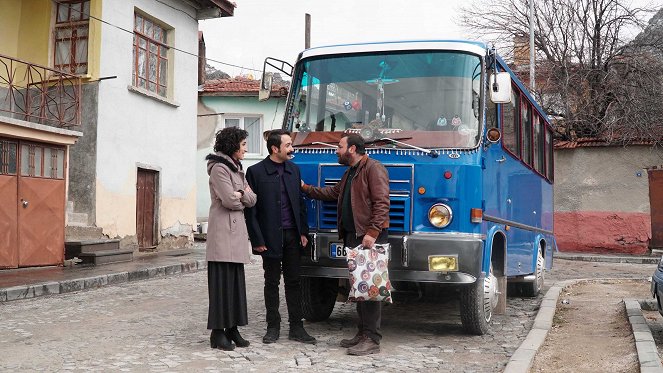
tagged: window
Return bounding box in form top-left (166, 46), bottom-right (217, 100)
top-left (53, 0), bottom-right (90, 75)
top-left (0, 140), bottom-right (18, 175)
top-left (545, 127), bottom-right (554, 181)
top-left (502, 87), bottom-right (520, 156)
top-left (19, 143), bottom-right (65, 179)
top-left (224, 116), bottom-right (263, 155)
top-left (520, 99), bottom-right (532, 165)
top-left (533, 114), bottom-right (545, 174)
top-left (133, 13), bottom-right (169, 97)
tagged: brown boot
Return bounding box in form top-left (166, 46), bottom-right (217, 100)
top-left (346, 336), bottom-right (380, 356)
top-left (339, 332), bottom-right (364, 348)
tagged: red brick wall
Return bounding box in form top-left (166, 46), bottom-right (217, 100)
top-left (554, 211), bottom-right (652, 254)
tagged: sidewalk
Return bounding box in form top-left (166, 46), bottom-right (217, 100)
top-left (0, 246), bottom-right (208, 302)
top-left (555, 251), bottom-right (660, 264)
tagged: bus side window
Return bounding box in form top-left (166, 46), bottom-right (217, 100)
top-left (545, 126), bottom-right (554, 181)
top-left (520, 99), bottom-right (532, 166)
top-left (501, 87), bottom-right (520, 156)
top-left (533, 114), bottom-right (545, 174)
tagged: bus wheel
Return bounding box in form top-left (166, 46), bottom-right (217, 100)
top-left (301, 277), bottom-right (338, 322)
top-left (520, 243), bottom-right (545, 297)
top-left (460, 264), bottom-right (498, 335)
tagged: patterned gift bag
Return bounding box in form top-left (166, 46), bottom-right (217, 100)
top-left (346, 243), bottom-right (392, 303)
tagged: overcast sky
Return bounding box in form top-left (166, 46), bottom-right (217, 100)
top-left (198, 0), bottom-right (659, 78)
top-left (199, 0), bottom-right (469, 78)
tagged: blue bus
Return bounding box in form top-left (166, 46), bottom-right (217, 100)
top-left (260, 40), bottom-right (556, 335)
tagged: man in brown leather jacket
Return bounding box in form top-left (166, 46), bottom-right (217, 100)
top-left (301, 133), bottom-right (390, 356)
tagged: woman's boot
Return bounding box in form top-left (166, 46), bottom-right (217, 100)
top-left (210, 329), bottom-right (235, 350)
top-left (225, 326), bottom-right (250, 347)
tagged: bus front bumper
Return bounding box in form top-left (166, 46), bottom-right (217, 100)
top-left (300, 232), bottom-right (484, 284)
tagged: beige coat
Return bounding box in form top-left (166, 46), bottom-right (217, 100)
top-left (206, 153), bottom-right (257, 263)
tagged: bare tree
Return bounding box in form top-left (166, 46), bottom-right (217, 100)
top-left (460, 0), bottom-right (662, 145)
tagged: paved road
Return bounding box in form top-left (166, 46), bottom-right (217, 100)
top-left (0, 255), bottom-right (655, 372)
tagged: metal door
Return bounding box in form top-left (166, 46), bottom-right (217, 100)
top-left (17, 142), bottom-right (66, 266)
top-left (0, 139), bottom-right (19, 268)
top-left (649, 169), bottom-right (663, 249)
top-left (136, 168), bottom-right (157, 249)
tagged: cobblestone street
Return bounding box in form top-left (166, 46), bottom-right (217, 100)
top-left (0, 254), bottom-right (655, 373)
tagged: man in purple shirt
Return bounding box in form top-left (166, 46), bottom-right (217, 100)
top-left (245, 130), bottom-right (316, 345)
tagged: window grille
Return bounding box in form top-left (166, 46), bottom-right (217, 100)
top-left (54, 0), bottom-right (90, 75)
top-left (133, 13), bottom-right (169, 97)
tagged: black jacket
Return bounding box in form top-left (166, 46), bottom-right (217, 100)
top-left (245, 157), bottom-right (309, 258)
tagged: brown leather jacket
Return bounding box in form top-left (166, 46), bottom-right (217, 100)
top-left (302, 155), bottom-right (390, 239)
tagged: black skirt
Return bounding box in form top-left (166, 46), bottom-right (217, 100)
top-left (207, 261), bottom-right (248, 329)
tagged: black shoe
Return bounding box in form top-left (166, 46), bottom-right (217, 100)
top-left (210, 329), bottom-right (235, 351)
top-left (262, 328), bottom-right (280, 344)
top-left (288, 325), bottom-right (317, 345)
top-left (225, 326), bottom-right (250, 348)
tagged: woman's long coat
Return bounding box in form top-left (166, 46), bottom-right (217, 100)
top-left (206, 152), bottom-right (257, 263)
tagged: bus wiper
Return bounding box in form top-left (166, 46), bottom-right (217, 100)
top-left (293, 141), bottom-right (338, 148)
top-left (379, 137), bottom-right (438, 158)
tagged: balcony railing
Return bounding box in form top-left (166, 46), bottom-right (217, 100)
top-left (0, 53), bottom-right (81, 128)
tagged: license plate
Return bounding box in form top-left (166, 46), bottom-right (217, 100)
top-left (329, 242), bottom-right (346, 258)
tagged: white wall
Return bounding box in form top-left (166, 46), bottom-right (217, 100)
top-left (196, 95), bottom-right (287, 220)
top-left (96, 0), bottom-right (200, 239)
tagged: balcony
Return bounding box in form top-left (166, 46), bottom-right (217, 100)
top-left (0, 53), bottom-right (81, 128)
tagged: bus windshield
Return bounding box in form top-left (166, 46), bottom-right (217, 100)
top-left (286, 50), bottom-right (483, 149)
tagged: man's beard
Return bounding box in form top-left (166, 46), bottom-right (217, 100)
top-left (337, 151), bottom-right (350, 165)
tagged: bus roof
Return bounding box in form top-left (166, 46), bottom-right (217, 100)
top-left (299, 40), bottom-right (488, 60)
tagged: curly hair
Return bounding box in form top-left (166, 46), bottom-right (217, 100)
top-left (213, 126), bottom-right (249, 156)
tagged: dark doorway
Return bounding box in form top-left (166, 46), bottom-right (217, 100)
top-left (136, 168), bottom-right (157, 250)
top-left (649, 169), bottom-right (663, 250)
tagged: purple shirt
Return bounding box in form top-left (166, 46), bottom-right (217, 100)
top-left (270, 159), bottom-right (296, 229)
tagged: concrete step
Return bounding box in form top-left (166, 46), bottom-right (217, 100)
top-left (65, 226), bottom-right (105, 241)
top-left (65, 239), bottom-right (121, 259)
top-left (77, 249), bottom-right (134, 265)
top-left (67, 212), bottom-right (89, 227)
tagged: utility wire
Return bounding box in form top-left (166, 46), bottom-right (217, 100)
top-left (51, 0), bottom-right (262, 73)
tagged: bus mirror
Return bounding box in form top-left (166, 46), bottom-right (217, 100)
top-left (259, 72), bottom-right (273, 102)
top-left (489, 72), bottom-right (512, 104)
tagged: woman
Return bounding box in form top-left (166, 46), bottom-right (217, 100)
top-left (205, 127), bottom-right (257, 351)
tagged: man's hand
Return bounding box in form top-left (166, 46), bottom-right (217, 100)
top-left (233, 191), bottom-right (242, 199)
top-left (361, 234), bottom-right (376, 249)
top-left (253, 246), bottom-right (267, 253)
top-left (300, 235), bottom-right (308, 248)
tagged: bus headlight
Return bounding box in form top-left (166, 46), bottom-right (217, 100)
top-left (428, 203), bottom-right (452, 228)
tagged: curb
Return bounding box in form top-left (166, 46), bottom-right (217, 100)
top-left (625, 299), bottom-right (663, 373)
top-left (503, 278), bottom-right (659, 373)
top-left (503, 279), bottom-right (576, 373)
top-left (0, 259), bottom-right (207, 303)
top-left (555, 253), bottom-right (659, 265)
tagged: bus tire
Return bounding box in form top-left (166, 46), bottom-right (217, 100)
top-left (460, 265), bottom-right (498, 335)
top-left (301, 277), bottom-right (338, 322)
top-left (519, 243), bottom-right (545, 297)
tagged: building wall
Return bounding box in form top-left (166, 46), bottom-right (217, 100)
top-left (15, 0), bottom-right (51, 67)
top-left (0, 1), bottom-right (22, 57)
top-left (196, 95), bottom-right (287, 220)
top-left (67, 82), bottom-right (99, 225)
top-left (95, 0), bottom-right (199, 242)
top-left (554, 146), bottom-right (662, 254)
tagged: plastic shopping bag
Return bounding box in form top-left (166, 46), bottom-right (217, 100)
top-left (346, 243), bottom-right (392, 303)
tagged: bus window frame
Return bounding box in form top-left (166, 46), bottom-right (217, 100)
top-left (532, 113), bottom-right (546, 177)
top-left (500, 83), bottom-right (521, 160)
top-left (545, 126), bottom-right (555, 183)
top-left (519, 93), bottom-right (534, 169)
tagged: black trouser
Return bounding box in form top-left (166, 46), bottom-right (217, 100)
top-left (344, 229), bottom-right (388, 344)
top-left (262, 228), bottom-right (303, 329)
